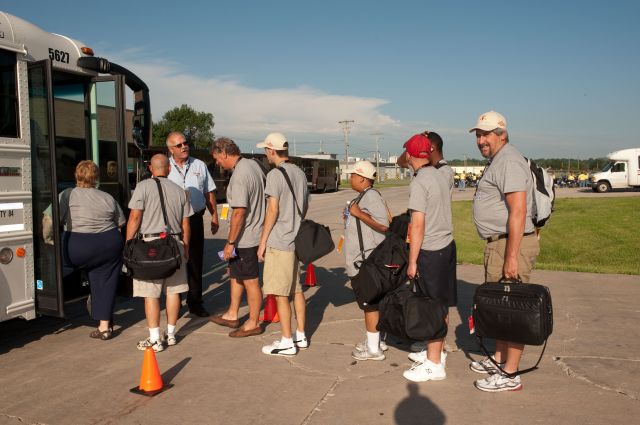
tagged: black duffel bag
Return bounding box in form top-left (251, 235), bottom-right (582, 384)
top-left (277, 167), bottom-right (334, 264)
top-left (351, 232), bottom-right (408, 308)
top-left (473, 278), bottom-right (553, 346)
top-left (123, 178), bottom-right (182, 280)
top-left (377, 279), bottom-right (448, 341)
top-left (294, 219), bottom-right (335, 264)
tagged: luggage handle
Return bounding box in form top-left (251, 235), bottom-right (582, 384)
top-left (498, 276), bottom-right (523, 284)
top-left (476, 335), bottom-right (548, 378)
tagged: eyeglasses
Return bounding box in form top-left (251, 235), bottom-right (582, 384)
top-left (170, 142), bottom-right (190, 149)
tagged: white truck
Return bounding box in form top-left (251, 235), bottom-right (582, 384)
top-left (591, 148), bottom-right (640, 192)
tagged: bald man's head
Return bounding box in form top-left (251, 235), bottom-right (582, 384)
top-left (150, 154), bottom-right (170, 177)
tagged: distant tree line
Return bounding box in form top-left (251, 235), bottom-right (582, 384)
top-left (152, 104), bottom-right (215, 149)
top-left (449, 157), bottom-right (609, 172)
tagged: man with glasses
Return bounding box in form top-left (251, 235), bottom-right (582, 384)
top-left (469, 111), bottom-right (540, 392)
top-left (166, 131), bottom-right (219, 317)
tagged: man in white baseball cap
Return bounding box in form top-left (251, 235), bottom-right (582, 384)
top-left (469, 110), bottom-right (540, 393)
top-left (256, 132), bottom-right (289, 150)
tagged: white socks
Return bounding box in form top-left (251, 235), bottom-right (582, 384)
top-left (149, 327), bottom-right (160, 342)
top-left (167, 324), bottom-right (176, 336)
top-left (367, 331), bottom-right (380, 353)
top-left (295, 330), bottom-right (306, 342)
top-left (281, 336), bottom-right (294, 347)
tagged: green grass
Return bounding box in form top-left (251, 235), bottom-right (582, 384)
top-left (453, 198), bottom-right (640, 275)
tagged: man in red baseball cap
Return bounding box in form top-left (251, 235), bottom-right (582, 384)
top-left (401, 133), bottom-right (457, 384)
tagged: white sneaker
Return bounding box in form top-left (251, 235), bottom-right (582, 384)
top-left (410, 341), bottom-right (427, 352)
top-left (355, 340), bottom-right (389, 352)
top-left (407, 350), bottom-right (447, 367)
top-left (351, 346), bottom-right (385, 361)
top-left (403, 359), bottom-right (446, 382)
top-left (294, 336), bottom-right (309, 350)
top-left (137, 337), bottom-right (164, 352)
top-left (475, 372), bottom-right (522, 392)
top-left (262, 340), bottom-right (297, 357)
top-left (470, 356), bottom-right (504, 374)
top-left (165, 332), bottom-right (177, 346)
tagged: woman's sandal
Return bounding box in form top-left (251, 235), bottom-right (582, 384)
top-left (89, 328), bottom-right (113, 340)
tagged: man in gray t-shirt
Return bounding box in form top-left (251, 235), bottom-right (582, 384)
top-left (209, 137), bottom-right (265, 338)
top-left (126, 154), bottom-right (193, 353)
top-left (257, 132), bottom-right (309, 357)
top-left (468, 110), bottom-right (540, 393)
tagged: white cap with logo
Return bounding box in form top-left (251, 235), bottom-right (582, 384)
top-left (256, 132), bottom-right (289, 150)
top-left (347, 160), bottom-right (377, 180)
top-left (469, 111), bottom-right (507, 133)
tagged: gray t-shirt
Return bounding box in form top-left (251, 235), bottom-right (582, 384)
top-left (128, 177), bottom-right (193, 235)
top-left (59, 188), bottom-right (125, 233)
top-left (408, 166), bottom-right (454, 251)
top-left (227, 157), bottom-right (265, 248)
top-left (472, 143), bottom-right (535, 239)
top-left (438, 162), bottom-right (455, 193)
top-left (344, 188), bottom-right (388, 277)
top-left (264, 162), bottom-right (308, 251)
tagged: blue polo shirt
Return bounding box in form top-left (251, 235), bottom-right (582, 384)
top-left (168, 157), bottom-right (216, 213)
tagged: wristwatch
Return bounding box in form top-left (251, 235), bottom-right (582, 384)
top-left (227, 240), bottom-right (235, 245)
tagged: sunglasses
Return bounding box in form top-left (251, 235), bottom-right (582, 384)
top-left (171, 142), bottom-right (190, 149)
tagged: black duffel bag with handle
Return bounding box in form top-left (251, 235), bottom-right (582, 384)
top-left (277, 167), bottom-right (334, 264)
top-left (472, 277), bottom-right (553, 377)
top-left (123, 178), bottom-right (182, 280)
top-left (377, 279), bottom-right (448, 341)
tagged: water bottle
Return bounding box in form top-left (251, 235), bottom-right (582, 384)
top-left (343, 201), bottom-right (350, 229)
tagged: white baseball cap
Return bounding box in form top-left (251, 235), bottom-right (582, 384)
top-left (469, 111), bottom-right (507, 133)
top-left (347, 160), bottom-right (377, 180)
top-left (256, 132), bottom-right (288, 150)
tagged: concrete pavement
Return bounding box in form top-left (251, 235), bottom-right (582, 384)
top-left (0, 187), bottom-right (638, 425)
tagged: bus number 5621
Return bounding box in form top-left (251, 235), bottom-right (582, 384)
top-left (48, 48), bottom-right (69, 64)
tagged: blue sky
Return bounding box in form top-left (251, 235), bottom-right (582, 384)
top-left (6, 1), bottom-right (640, 159)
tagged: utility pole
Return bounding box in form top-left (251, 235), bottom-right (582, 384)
top-left (319, 139), bottom-right (324, 154)
top-left (339, 120), bottom-right (354, 170)
top-left (371, 132), bottom-right (383, 182)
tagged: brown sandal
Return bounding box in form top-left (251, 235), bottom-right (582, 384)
top-left (89, 328), bottom-right (113, 340)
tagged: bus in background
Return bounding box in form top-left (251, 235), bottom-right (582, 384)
top-left (0, 11), bottom-right (152, 322)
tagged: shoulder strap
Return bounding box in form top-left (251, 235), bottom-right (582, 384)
top-left (276, 166), bottom-right (303, 217)
top-left (477, 336), bottom-right (548, 378)
top-left (60, 188), bottom-right (74, 231)
top-left (153, 177), bottom-right (171, 231)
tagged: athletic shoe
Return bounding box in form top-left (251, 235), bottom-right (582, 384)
top-left (355, 340), bottom-right (389, 352)
top-left (402, 359), bottom-right (446, 382)
top-left (351, 347), bottom-right (385, 361)
top-left (410, 341), bottom-right (427, 352)
top-left (294, 336), bottom-right (309, 350)
top-left (164, 332), bottom-right (177, 346)
top-left (408, 350), bottom-right (447, 367)
top-left (475, 372), bottom-right (522, 392)
top-left (262, 340), bottom-right (297, 357)
top-left (469, 356), bottom-right (504, 374)
top-left (137, 337), bottom-right (164, 352)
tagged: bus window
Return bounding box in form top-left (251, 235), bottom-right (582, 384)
top-left (0, 50), bottom-right (18, 138)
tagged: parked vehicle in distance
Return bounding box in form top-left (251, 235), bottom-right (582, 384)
top-left (591, 148), bottom-right (640, 192)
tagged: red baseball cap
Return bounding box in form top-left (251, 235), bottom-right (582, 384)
top-left (403, 134), bottom-right (431, 159)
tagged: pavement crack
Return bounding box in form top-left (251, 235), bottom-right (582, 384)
top-left (300, 376), bottom-right (344, 425)
top-left (554, 356), bottom-right (639, 401)
top-left (0, 413), bottom-right (46, 424)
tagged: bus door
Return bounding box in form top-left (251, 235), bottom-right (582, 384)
top-left (28, 59), bottom-right (64, 317)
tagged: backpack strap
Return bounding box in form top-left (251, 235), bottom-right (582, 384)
top-left (153, 177), bottom-right (171, 233)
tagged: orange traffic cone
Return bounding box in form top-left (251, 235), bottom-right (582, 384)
top-left (130, 347), bottom-right (170, 396)
top-left (262, 295), bottom-right (280, 323)
top-left (305, 263), bottom-right (317, 287)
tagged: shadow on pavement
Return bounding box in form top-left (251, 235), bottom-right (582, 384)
top-left (303, 265), bottom-right (352, 339)
top-left (454, 279), bottom-right (494, 362)
top-left (394, 382), bottom-right (445, 425)
top-left (162, 357), bottom-right (192, 385)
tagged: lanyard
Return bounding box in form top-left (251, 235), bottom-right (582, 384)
top-left (171, 157), bottom-right (191, 188)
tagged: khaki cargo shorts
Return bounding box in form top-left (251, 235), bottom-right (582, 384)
top-left (132, 238), bottom-right (189, 298)
top-left (484, 233), bottom-right (540, 283)
top-left (263, 247), bottom-right (301, 296)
